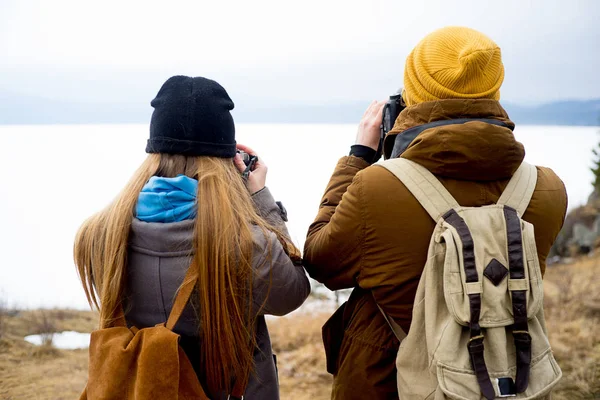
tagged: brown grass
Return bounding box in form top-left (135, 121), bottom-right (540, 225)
top-left (543, 257), bottom-right (600, 399)
top-left (0, 309), bottom-right (97, 399)
top-left (268, 313), bottom-right (332, 400)
top-left (0, 297), bottom-right (7, 340)
top-left (0, 258), bottom-right (598, 399)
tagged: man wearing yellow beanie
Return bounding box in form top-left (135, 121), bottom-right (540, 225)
top-left (303, 26), bottom-right (568, 399)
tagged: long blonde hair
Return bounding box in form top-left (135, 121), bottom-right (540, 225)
top-left (74, 153), bottom-right (300, 394)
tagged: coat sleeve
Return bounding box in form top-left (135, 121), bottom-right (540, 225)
top-left (522, 166), bottom-right (569, 276)
top-left (303, 156), bottom-right (371, 290)
top-left (252, 187), bottom-right (291, 237)
top-left (251, 187), bottom-right (310, 316)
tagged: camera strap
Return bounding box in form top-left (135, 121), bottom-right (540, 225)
top-left (389, 118), bottom-right (513, 159)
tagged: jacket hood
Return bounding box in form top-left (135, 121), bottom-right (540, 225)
top-left (129, 218), bottom-right (194, 255)
top-left (383, 99), bottom-right (525, 181)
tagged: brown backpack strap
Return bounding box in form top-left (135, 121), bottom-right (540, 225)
top-left (112, 308), bottom-right (127, 328)
top-left (372, 293), bottom-right (407, 343)
top-left (166, 265), bottom-right (199, 331)
top-left (110, 264), bottom-right (199, 330)
top-left (165, 265), bottom-right (248, 399)
top-left (227, 379), bottom-right (246, 400)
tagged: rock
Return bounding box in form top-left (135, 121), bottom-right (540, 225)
top-left (552, 204), bottom-right (600, 257)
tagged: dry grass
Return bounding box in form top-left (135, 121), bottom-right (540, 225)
top-left (543, 257), bottom-right (600, 399)
top-left (0, 297), bottom-right (7, 340)
top-left (0, 309), bottom-right (97, 399)
top-left (268, 313), bottom-right (332, 400)
top-left (2, 309), bottom-right (98, 339)
top-left (0, 257), bottom-right (598, 399)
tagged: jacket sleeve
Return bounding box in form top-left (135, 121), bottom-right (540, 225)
top-left (252, 187), bottom-right (291, 237)
top-left (251, 187), bottom-right (310, 316)
top-left (523, 166), bottom-right (569, 276)
top-left (303, 156), bottom-right (370, 290)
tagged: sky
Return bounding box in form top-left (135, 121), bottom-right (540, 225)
top-left (0, 0), bottom-right (599, 108)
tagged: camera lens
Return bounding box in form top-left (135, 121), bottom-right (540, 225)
top-left (237, 150), bottom-right (250, 164)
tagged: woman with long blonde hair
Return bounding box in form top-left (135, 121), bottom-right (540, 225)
top-left (74, 75), bottom-right (310, 399)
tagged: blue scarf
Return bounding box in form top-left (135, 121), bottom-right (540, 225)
top-left (136, 175), bottom-right (198, 223)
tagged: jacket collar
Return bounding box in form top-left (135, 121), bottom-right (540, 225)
top-left (383, 99), bottom-right (525, 181)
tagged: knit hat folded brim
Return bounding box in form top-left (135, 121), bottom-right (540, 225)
top-left (146, 137), bottom-right (237, 158)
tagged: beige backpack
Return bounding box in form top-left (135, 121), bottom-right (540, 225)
top-left (375, 158), bottom-right (562, 400)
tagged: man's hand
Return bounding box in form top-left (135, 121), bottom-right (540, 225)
top-left (355, 100), bottom-right (386, 151)
top-left (234, 144), bottom-right (267, 195)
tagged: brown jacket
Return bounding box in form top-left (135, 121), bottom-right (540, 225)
top-left (303, 100), bottom-right (568, 399)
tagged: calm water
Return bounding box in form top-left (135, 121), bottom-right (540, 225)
top-left (24, 331), bottom-right (91, 349)
top-left (0, 123), bottom-right (596, 309)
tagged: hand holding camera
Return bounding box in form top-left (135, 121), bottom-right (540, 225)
top-left (234, 144), bottom-right (267, 194)
top-left (355, 100), bottom-right (386, 151)
top-left (354, 90), bottom-right (406, 163)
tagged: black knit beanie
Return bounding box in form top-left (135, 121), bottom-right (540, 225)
top-left (146, 75), bottom-right (236, 157)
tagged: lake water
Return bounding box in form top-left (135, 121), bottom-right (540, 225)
top-left (0, 124), bottom-right (596, 309)
top-left (24, 331), bottom-right (91, 349)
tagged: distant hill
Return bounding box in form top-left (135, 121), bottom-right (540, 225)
top-left (0, 92), bottom-right (151, 125)
top-left (503, 100), bottom-right (600, 127)
top-left (0, 92), bottom-right (598, 126)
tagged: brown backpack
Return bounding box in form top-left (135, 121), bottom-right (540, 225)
top-left (79, 266), bottom-right (245, 400)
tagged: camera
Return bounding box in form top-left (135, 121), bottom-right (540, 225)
top-left (237, 150), bottom-right (256, 167)
top-left (378, 89), bottom-right (406, 159)
top-left (381, 89), bottom-right (406, 137)
top-left (237, 150), bottom-right (258, 179)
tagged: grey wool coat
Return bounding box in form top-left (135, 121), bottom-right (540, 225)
top-left (124, 187), bottom-right (311, 399)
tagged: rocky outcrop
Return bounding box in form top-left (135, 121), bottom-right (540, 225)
top-left (551, 190), bottom-right (600, 258)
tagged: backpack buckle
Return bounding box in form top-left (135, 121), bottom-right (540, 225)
top-left (227, 396), bottom-right (244, 400)
top-left (468, 334), bottom-right (484, 343)
top-left (496, 377), bottom-right (517, 397)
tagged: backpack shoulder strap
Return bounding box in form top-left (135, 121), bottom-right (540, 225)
top-left (166, 266), bottom-right (199, 330)
top-left (497, 162), bottom-right (538, 216)
top-left (378, 158), bottom-right (459, 221)
top-left (110, 265), bottom-right (198, 330)
top-left (374, 298), bottom-right (407, 342)
top-left (166, 267), bottom-right (247, 399)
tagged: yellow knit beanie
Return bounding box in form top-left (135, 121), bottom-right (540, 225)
top-left (403, 26), bottom-right (504, 106)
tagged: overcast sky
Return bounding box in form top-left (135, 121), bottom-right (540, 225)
top-left (0, 0), bottom-right (599, 106)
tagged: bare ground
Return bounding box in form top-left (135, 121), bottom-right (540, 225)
top-left (0, 257), bottom-right (598, 399)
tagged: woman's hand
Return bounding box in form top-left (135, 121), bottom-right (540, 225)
top-left (355, 100), bottom-right (386, 150)
top-left (234, 144), bottom-right (267, 194)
